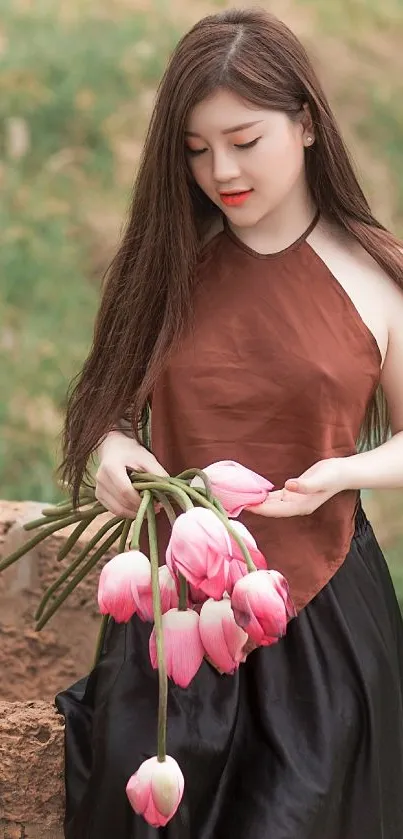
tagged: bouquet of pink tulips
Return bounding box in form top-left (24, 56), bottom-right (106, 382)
top-left (0, 459), bottom-right (296, 828)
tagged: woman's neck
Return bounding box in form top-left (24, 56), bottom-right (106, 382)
top-left (226, 181), bottom-right (317, 256)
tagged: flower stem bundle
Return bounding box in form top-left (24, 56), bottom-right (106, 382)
top-left (0, 459), bottom-right (295, 828)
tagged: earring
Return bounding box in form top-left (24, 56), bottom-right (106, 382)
top-left (306, 136), bottom-right (314, 145)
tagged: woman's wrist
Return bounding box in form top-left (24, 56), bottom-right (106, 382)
top-left (96, 429), bottom-right (142, 460)
top-left (337, 431), bottom-right (403, 491)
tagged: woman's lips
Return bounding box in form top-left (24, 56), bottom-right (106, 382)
top-left (219, 190), bottom-right (254, 207)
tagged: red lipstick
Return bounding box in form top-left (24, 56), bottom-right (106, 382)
top-left (220, 190), bottom-right (253, 207)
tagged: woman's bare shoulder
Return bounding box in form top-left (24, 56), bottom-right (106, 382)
top-left (309, 216), bottom-right (402, 297)
top-left (307, 216), bottom-right (403, 366)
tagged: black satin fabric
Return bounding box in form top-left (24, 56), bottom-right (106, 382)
top-left (55, 504), bottom-right (403, 838)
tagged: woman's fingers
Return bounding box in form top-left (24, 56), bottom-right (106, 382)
top-left (130, 452), bottom-right (169, 478)
top-left (94, 486), bottom-right (138, 519)
top-left (95, 477), bottom-right (141, 518)
top-left (96, 464), bottom-right (142, 508)
top-left (94, 435), bottom-right (169, 520)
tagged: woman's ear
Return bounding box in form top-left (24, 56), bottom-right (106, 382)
top-left (301, 102), bottom-right (315, 145)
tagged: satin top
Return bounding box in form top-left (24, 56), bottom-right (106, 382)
top-left (150, 216), bottom-right (381, 612)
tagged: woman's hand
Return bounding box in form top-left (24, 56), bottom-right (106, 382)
top-left (245, 458), bottom-right (346, 518)
top-left (95, 431), bottom-right (169, 518)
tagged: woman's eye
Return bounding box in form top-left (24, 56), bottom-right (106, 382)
top-left (235, 138), bottom-right (260, 150)
top-left (185, 137), bottom-right (260, 157)
top-left (185, 147), bottom-right (207, 157)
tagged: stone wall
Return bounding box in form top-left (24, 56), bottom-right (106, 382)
top-left (0, 500), bottom-right (117, 837)
top-left (0, 700), bottom-right (64, 839)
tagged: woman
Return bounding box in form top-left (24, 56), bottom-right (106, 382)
top-left (55, 8), bottom-right (403, 838)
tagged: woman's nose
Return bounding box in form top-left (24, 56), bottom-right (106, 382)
top-left (212, 150), bottom-right (241, 184)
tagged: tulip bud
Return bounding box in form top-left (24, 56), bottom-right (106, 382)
top-left (98, 550), bottom-right (151, 623)
top-left (231, 569), bottom-right (296, 646)
top-left (199, 597), bottom-right (248, 674)
top-left (149, 607), bottom-right (204, 688)
top-left (166, 508), bottom-right (231, 600)
top-left (191, 460), bottom-right (273, 517)
top-left (134, 564), bottom-right (179, 623)
top-left (226, 521), bottom-right (268, 593)
top-left (126, 755), bottom-right (184, 827)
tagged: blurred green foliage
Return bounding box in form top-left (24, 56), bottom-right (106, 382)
top-left (0, 0), bottom-right (177, 500)
top-left (309, 0), bottom-right (403, 213)
top-left (0, 0), bottom-right (402, 598)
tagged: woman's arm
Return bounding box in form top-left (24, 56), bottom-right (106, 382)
top-left (340, 277), bottom-right (403, 491)
top-left (341, 431), bottom-right (403, 490)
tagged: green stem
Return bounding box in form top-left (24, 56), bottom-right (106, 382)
top-left (127, 471), bottom-right (210, 499)
top-left (118, 518), bottom-right (133, 553)
top-left (211, 497), bottom-right (229, 517)
top-left (42, 503), bottom-right (75, 517)
top-left (42, 488), bottom-right (95, 513)
top-left (42, 498), bottom-right (95, 517)
top-left (57, 518), bottom-right (95, 561)
top-left (23, 513), bottom-right (76, 530)
top-left (160, 484), bottom-right (193, 512)
top-left (93, 614), bottom-right (110, 669)
top-left (174, 468), bottom-right (214, 502)
top-left (173, 483), bottom-right (228, 518)
top-left (0, 515), bottom-right (101, 574)
top-left (152, 491), bottom-right (177, 527)
top-left (147, 503), bottom-right (167, 763)
top-left (24, 504), bottom-right (104, 531)
top-left (128, 473), bottom-right (217, 515)
top-left (56, 514), bottom-right (122, 563)
top-left (128, 471), bottom-right (163, 483)
top-left (35, 516), bottom-right (122, 620)
top-left (130, 491), bottom-right (153, 549)
top-left (129, 480), bottom-right (194, 513)
top-left (35, 522), bottom-right (125, 631)
top-left (129, 480), bottom-right (181, 492)
top-left (152, 491), bottom-right (188, 611)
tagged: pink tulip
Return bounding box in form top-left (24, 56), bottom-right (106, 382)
top-left (98, 550), bottom-right (151, 623)
top-left (134, 564), bottom-right (179, 622)
top-left (231, 569), bottom-right (296, 646)
top-left (149, 608), bottom-right (205, 688)
top-left (166, 508), bottom-right (231, 600)
top-left (199, 597), bottom-right (248, 674)
top-left (126, 755), bottom-right (184, 827)
top-left (269, 570), bottom-right (298, 619)
top-left (226, 521), bottom-right (268, 593)
top-left (191, 460), bottom-right (273, 517)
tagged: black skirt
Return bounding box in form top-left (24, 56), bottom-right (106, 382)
top-left (55, 503), bottom-right (403, 838)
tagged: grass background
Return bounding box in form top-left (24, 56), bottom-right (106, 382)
top-left (1, 0), bottom-right (403, 600)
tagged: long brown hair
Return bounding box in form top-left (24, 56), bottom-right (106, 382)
top-left (60, 7), bottom-right (402, 505)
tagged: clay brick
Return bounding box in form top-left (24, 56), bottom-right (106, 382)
top-left (0, 701), bottom-right (64, 829)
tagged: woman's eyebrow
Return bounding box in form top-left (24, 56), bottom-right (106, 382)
top-left (185, 120), bottom-right (264, 137)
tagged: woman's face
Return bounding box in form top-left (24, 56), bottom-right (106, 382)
top-left (185, 88), bottom-right (310, 227)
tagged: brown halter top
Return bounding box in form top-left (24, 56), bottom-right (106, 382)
top-left (150, 215), bottom-right (381, 612)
